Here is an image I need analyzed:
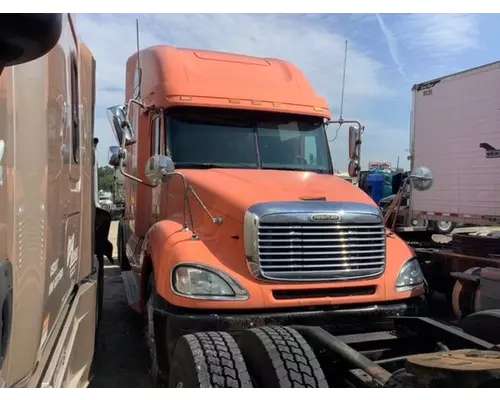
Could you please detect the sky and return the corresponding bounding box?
[75,13,496,171]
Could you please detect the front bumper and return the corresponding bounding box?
[152,295,427,364]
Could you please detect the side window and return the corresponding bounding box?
[155,116,161,155]
[70,53,80,163]
[150,115,162,156]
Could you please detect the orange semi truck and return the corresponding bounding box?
[106,45,434,387]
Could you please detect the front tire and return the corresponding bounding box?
[145,275,165,387]
[237,326,328,388]
[169,331,253,388]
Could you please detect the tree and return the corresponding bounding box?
[98,166,115,192]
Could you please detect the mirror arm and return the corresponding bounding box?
[329,118,364,174]
[118,156,158,188]
[186,185,223,225]
[162,171,223,239]
[126,98,153,114]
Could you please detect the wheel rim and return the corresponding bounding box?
[437,221,453,231]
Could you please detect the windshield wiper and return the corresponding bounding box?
[175,162,254,169]
[262,166,327,174]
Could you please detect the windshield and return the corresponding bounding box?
[166,108,333,174]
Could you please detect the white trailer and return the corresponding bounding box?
[409,61,500,227]
[404,62,500,322]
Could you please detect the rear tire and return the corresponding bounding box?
[460,309,500,344]
[451,267,481,320]
[169,331,252,388]
[434,221,455,235]
[237,325,328,388]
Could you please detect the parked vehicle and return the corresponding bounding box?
[0,13,109,388]
[379,191,457,235]
[381,63,500,322]
[105,44,441,387]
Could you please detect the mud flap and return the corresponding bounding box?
[122,270,141,313]
[94,207,114,267]
[0,260,13,370]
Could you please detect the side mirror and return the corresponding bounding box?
[348,126,360,160]
[145,155,175,185]
[106,105,137,147]
[0,14,63,70]
[348,159,360,178]
[410,166,434,191]
[108,145,127,168]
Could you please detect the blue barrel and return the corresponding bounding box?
[366,173,385,204]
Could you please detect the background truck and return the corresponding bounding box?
[408,62,500,229]
[390,64,500,237]
[378,64,500,237]
[0,14,108,388]
[106,44,433,387]
[386,62,500,333]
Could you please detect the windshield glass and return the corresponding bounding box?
[167,108,333,174]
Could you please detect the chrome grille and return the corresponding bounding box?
[257,221,386,281]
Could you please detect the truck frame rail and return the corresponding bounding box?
[293,316,499,388]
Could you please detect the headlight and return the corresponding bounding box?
[395,258,424,292]
[172,264,249,301]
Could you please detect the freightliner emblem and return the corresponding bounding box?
[310,214,342,222]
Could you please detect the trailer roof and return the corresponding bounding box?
[412,60,500,92]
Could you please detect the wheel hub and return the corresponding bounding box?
[437,221,452,231]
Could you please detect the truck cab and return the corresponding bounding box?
[107,45,428,387]
[0,14,105,388]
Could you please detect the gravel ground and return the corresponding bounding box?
[87,222,481,387]
[89,221,152,388]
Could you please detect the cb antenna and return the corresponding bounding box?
[329,40,349,143]
[136,18,141,71]
[339,39,348,122]
[133,18,143,100]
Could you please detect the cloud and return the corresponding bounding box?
[76,13,397,166]
[375,13,405,77]
[400,13,479,56]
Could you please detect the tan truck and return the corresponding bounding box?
[0,13,108,388]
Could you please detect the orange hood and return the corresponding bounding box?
[182,169,377,220]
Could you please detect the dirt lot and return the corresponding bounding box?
[88,221,469,387]
[89,221,152,388]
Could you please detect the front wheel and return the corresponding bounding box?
[237,326,328,388]
[169,331,253,388]
[145,275,165,387]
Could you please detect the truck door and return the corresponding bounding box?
[64,18,82,288]
[40,15,82,353]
